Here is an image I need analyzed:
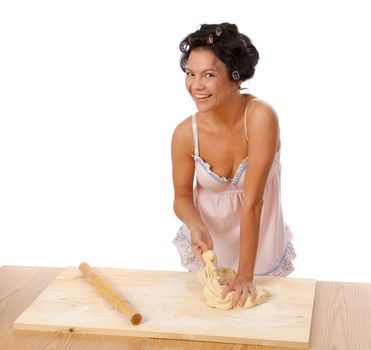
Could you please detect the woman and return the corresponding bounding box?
[172,23,296,307]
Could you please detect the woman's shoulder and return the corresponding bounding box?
[172,114,194,148]
[248,96,277,115]
[246,96,278,124]
[245,97,279,140]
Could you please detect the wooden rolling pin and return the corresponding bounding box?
[79,262,142,325]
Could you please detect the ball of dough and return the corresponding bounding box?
[200,250,270,310]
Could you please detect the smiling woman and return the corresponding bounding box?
[171,23,296,307]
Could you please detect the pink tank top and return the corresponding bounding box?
[184,99,293,274]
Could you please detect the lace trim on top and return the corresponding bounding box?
[193,155,247,185]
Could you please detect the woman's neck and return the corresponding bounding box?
[206,93,250,128]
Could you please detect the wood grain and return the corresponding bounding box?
[13,267,316,348]
[1,266,371,350]
[309,281,371,349]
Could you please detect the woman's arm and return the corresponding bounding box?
[222,101,279,306]
[238,101,279,278]
[171,118,213,261]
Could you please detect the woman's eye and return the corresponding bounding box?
[186,71,194,77]
[205,73,214,78]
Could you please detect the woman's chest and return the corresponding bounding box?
[197,134,248,180]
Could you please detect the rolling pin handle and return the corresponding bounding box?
[79,262,91,276]
[79,262,142,326]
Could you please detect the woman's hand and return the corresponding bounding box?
[221,275,256,307]
[189,223,213,263]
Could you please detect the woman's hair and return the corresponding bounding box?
[179,23,259,82]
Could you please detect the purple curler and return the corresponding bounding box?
[180,41,191,53]
[207,33,214,44]
[240,38,248,49]
[215,26,222,37]
[232,70,240,81]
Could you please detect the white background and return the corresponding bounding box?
[1,0,370,283]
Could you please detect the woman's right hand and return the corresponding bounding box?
[189,223,213,264]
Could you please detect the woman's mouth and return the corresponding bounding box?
[194,94,212,102]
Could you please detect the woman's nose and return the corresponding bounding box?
[192,76,204,89]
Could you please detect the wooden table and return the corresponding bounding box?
[0,266,370,350]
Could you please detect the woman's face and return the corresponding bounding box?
[185,48,238,113]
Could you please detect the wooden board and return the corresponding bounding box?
[14,267,316,348]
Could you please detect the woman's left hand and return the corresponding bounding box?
[221,275,256,307]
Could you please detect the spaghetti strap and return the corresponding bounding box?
[244,97,259,142]
[191,113,199,157]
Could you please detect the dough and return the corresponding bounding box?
[197,250,270,310]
